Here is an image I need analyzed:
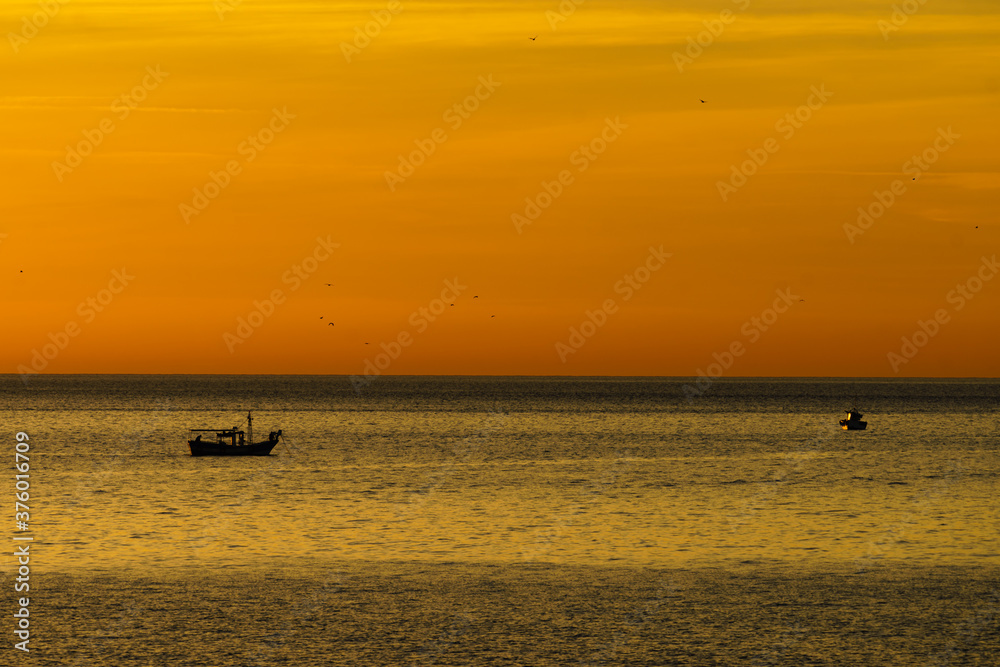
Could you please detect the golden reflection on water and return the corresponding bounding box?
[18,406,997,573]
[4,378,999,666]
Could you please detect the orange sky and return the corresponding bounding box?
[2,0,998,377]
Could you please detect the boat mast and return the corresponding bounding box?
[247,410,252,446]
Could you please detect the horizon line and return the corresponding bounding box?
[3,373,999,380]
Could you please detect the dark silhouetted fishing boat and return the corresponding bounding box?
[840,409,867,430]
[188,411,283,456]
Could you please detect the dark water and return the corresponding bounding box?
[2,376,998,665]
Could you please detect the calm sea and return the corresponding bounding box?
[2,376,998,665]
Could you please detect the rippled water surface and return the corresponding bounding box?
[2,376,998,665]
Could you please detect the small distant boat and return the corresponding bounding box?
[840,409,867,430]
[188,411,282,456]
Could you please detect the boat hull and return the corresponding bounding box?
[840,421,867,430]
[188,439,279,456]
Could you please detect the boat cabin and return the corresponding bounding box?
[190,427,246,446]
[839,408,868,430]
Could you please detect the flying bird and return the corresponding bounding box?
[529,35,537,41]
[325,283,333,286]
[328,323,334,326]
[700,99,706,103]
[473,295,479,298]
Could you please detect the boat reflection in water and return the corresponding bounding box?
[188,411,282,456]
[839,409,868,430]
